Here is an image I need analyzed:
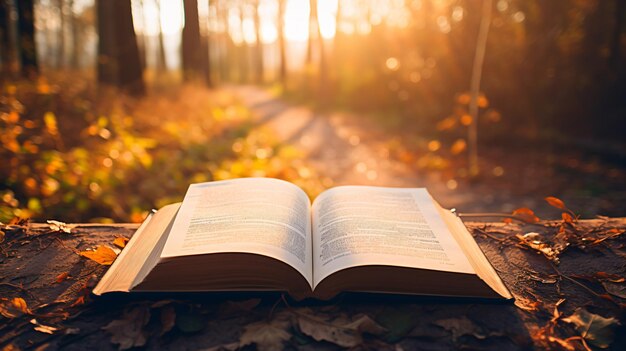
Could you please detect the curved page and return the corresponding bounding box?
[161,178,313,286]
[312,186,474,288]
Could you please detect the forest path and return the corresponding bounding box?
[225,85,626,217]
[225,85,467,207]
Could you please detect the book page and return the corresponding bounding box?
[161,178,312,286]
[312,186,475,288]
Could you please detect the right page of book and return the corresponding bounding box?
[311,186,475,288]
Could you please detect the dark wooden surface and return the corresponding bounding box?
[1,218,625,350]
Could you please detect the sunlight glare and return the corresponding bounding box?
[132,0,183,36]
[284,0,310,42]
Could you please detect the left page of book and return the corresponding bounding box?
[160,178,313,286]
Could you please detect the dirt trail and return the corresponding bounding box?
[227,85,473,209]
[227,85,626,218]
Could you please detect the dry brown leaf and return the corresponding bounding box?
[0,297,31,318]
[545,196,566,210]
[434,316,486,341]
[594,272,625,283]
[113,237,129,249]
[102,306,151,350]
[46,220,73,234]
[514,296,540,312]
[30,318,58,334]
[80,245,117,265]
[159,305,176,335]
[344,314,387,336]
[239,319,291,351]
[297,314,361,348]
[563,308,620,349]
[516,233,563,264]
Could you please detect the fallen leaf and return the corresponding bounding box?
[30,318,58,334]
[512,208,540,223]
[602,282,626,299]
[545,196,566,210]
[159,305,176,335]
[434,316,485,341]
[594,272,625,283]
[296,312,385,347]
[218,298,262,317]
[562,212,574,223]
[0,230,4,243]
[102,306,151,350]
[514,296,540,312]
[344,314,387,336]
[79,245,117,265]
[516,233,563,264]
[55,272,69,283]
[562,308,620,348]
[70,296,85,307]
[240,319,291,351]
[0,297,31,318]
[46,220,73,234]
[113,237,129,249]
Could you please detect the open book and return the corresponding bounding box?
[94,178,512,300]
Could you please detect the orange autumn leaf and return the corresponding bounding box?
[79,245,118,265]
[512,208,540,223]
[55,272,69,283]
[70,296,85,307]
[545,196,566,210]
[561,212,574,223]
[0,297,31,319]
[113,237,129,249]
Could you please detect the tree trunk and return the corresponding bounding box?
[137,0,148,71]
[57,0,66,68]
[609,0,624,72]
[467,0,493,177]
[238,3,248,83]
[96,0,145,95]
[0,0,11,76]
[253,0,263,83]
[305,0,317,66]
[155,0,167,72]
[277,0,286,87]
[316,0,327,106]
[69,0,79,68]
[16,0,38,78]
[201,1,212,87]
[182,0,203,81]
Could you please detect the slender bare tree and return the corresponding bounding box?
[16,0,38,78]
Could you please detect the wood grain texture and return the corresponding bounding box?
[1,218,624,350]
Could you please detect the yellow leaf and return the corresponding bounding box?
[80,245,118,265]
[113,237,129,249]
[0,297,31,319]
[43,112,58,136]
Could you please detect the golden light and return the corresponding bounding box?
[133,0,184,36]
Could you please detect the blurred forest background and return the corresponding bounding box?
[0,0,625,223]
